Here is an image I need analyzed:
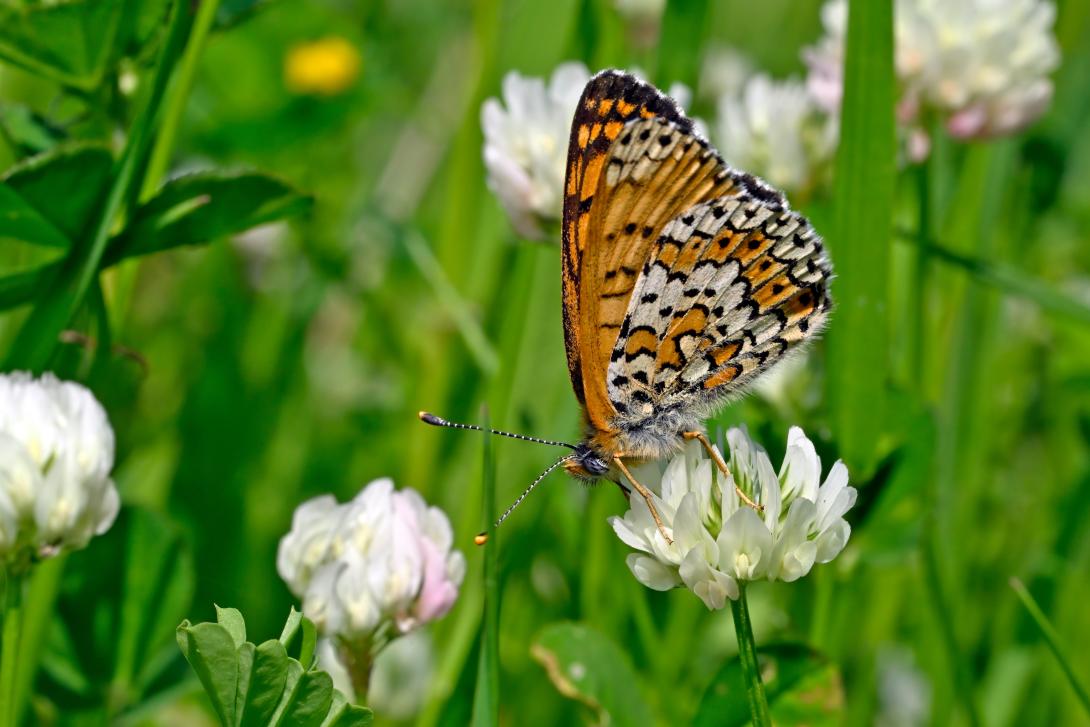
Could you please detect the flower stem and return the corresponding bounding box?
[0,570,25,727]
[730,584,770,727]
[337,642,373,705]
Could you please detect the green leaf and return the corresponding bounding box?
[3,0,190,372]
[0,144,113,248]
[238,640,290,727]
[320,690,374,727]
[0,105,66,155]
[285,670,336,727]
[0,170,310,312]
[177,621,240,726]
[693,643,844,727]
[217,606,248,648]
[823,0,896,478]
[0,0,127,90]
[113,171,312,259]
[235,642,256,727]
[180,608,367,727]
[0,267,43,311]
[278,607,317,667]
[270,658,305,727]
[531,622,653,727]
[270,659,335,727]
[278,608,305,647]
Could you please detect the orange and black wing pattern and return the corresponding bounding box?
[606,192,832,427]
[561,70,744,434]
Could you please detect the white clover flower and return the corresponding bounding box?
[0,372,119,567]
[805,0,1060,159]
[481,62,591,240]
[715,73,837,197]
[610,427,855,609]
[278,478,466,645]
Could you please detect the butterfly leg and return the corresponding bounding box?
[682,431,764,512]
[612,454,673,545]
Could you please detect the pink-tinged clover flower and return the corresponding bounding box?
[804,0,1060,161]
[278,478,465,643]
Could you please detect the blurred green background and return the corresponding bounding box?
[2,0,1090,724]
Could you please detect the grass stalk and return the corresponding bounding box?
[822,0,896,478]
[1009,578,1090,718]
[110,0,222,330]
[471,409,500,726]
[921,536,983,727]
[905,157,931,385]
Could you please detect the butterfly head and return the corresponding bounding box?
[563,443,611,480]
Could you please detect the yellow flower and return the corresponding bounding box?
[284,37,361,96]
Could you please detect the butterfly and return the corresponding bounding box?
[423,70,832,544]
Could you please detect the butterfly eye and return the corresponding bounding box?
[586,456,609,476]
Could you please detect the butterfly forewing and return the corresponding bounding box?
[562,73,742,432]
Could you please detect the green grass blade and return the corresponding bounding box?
[139,0,219,202]
[894,229,1090,326]
[471,408,500,727]
[823,0,896,477]
[1010,578,1090,718]
[402,228,499,375]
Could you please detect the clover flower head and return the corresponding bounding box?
[0,372,119,568]
[278,478,466,646]
[610,426,855,609]
[715,73,837,197]
[805,0,1060,160]
[481,62,591,239]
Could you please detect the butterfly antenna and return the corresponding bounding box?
[418,412,576,450]
[475,454,573,546]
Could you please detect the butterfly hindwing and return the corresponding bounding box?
[607,192,832,421]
